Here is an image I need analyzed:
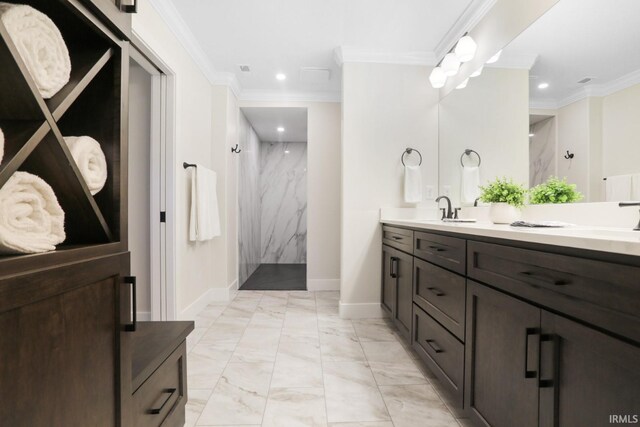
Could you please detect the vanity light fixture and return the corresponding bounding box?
[276,73,287,81]
[441,53,461,77]
[456,78,469,89]
[429,67,447,88]
[538,82,549,89]
[277,126,285,132]
[454,35,477,62]
[470,66,484,78]
[486,49,502,64]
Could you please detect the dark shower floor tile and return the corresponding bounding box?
[240,264,307,291]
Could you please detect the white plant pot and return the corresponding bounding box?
[489,203,521,224]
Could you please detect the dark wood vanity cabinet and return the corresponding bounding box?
[382,244,413,340]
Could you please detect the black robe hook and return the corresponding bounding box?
[231,144,241,153]
[564,150,574,160]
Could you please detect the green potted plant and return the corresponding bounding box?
[529,176,583,204]
[479,177,527,224]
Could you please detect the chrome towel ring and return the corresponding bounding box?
[401,148,423,166]
[460,149,481,167]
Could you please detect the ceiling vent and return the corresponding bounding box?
[238,65,251,72]
[300,67,331,83]
[577,77,595,84]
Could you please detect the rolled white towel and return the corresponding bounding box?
[0,3,71,99]
[0,171,65,254]
[0,127,4,164]
[64,136,107,195]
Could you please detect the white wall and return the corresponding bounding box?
[439,67,529,205]
[602,83,640,177]
[132,1,229,317]
[128,60,152,318]
[238,100,342,291]
[341,62,439,317]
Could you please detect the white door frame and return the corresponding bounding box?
[130,31,178,321]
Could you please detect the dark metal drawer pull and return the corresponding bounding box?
[425,339,443,353]
[428,245,447,252]
[148,388,177,415]
[124,276,137,332]
[518,271,570,286]
[539,334,557,388]
[390,257,399,278]
[427,287,445,297]
[391,235,403,240]
[524,327,539,379]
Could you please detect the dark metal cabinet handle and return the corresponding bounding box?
[391,236,403,240]
[428,245,447,252]
[524,327,539,378]
[425,339,443,353]
[427,287,445,297]
[124,276,137,332]
[148,388,176,415]
[539,334,557,388]
[390,257,399,278]
[518,271,570,286]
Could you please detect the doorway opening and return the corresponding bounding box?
[237,107,308,291]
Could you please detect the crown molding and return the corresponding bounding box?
[334,46,437,66]
[211,72,242,99]
[238,90,341,103]
[530,68,640,110]
[434,0,497,59]
[486,53,538,70]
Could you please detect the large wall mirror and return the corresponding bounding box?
[439,0,640,206]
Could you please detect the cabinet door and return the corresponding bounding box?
[465,281,540,427]
[381,245,396,316]
[394,249,414,340]
[539,311,640,427]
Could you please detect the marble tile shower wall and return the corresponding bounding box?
[239,116,262,285]
[530,117,557,187]
[260,141,307,264]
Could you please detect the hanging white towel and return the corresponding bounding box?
[631,174,640,200]
[0,127,4,164]
[0,3,71,98]
[189,164,220,241]
[461,166,480,205]
[605,174,632,201]
[404,165,422,203]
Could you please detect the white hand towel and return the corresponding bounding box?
[0,127,4,164]
[605,174,632,201]
[0,171,65,254]
[631,174,640,200]
[64,136,107,195]
[461,166,480,205]
[189,165,221,241]
[404,165,422,203]
[0,3,71,98]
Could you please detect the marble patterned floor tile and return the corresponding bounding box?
[280,327,320,343]
[361,341,413,363]
[324,387,390,424]
[276,341,321,364]
[327,423,394,427]
[262,387,327,427]
[270,359,324,388]
[379,384,459,427]
[248,312,285,329]
[187,327,207,353]
[323,361,378,393]
[185,389,212,427]
[320,337,366,362]
[190,340,238,363]
[187,351,228,389]
[197,362,273,426]
[229,328,281,363]
[369,361,428,386]
[352,320,399,342]
[200,318,249,343]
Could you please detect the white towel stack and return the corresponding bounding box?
[189,164,221,241]
[0,127,4,164]
[0,171,65,254]
[461,166,481,205]
[64,136,107,195]
[404,165,422,203]
[0,3,71,98]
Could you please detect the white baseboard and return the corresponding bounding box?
[179,280,237,320]
[137,311,152,321]
[339,301,387,319]
[307,279,340,291]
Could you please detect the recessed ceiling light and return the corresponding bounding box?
[284,150,290,154]
[538,82,549,89]
[276,73,286,81]
[277,127,285,132]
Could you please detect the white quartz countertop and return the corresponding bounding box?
[381,219,640,257]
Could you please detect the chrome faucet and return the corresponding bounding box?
[619,202,640,231]
[436,196,453,219]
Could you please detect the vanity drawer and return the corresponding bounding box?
[414,258,466,341]
[133,342,187,427]
[382,225,413,253]
[414,231,466,274]
[468,241,640,343]
[413,304,464,407]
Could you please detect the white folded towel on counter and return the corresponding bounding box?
[64,136,107,195]
[0,127,4,164]
[0,171,65,254]
[605,174,632,201]
[0,3,71,98]
[404,165,422,203]
[461,166,480,205]
[189,164,221,241]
